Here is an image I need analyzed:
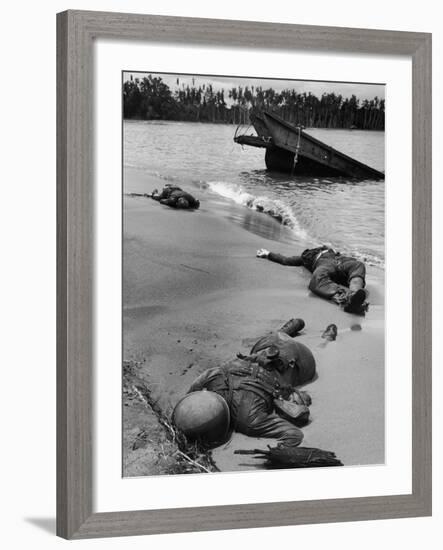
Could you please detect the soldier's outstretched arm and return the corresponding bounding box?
[257,248,303,266]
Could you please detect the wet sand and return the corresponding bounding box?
[123,167,385,474]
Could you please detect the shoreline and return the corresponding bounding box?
[123,167,385,475]
[124,118,385,131]
[124,165,385,268]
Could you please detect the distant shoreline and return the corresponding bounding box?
[123,117,385,131]
[123,75,385,129]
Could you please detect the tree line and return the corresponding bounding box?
[123,75,385,130]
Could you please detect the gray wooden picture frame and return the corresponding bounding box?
[57,9,432,539]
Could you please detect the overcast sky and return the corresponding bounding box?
[123,71,385,102]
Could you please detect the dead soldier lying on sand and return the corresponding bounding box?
[127,183,201,210]
[257,245,369,315]
[151,184,200,209]
[172,318,343,469]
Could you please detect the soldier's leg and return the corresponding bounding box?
[308,264,349,302]
[335,258,368,313]
[337,258,366,290]
[349,276,365,291]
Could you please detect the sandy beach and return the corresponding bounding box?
[123,167,385,475]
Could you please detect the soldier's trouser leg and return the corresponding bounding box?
[349,276,364,291]
[308,263,349,300]
[336,257,366,290]
[234,391,303,448]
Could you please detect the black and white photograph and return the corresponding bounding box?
[122,71,386,477]
[2,0,438,545]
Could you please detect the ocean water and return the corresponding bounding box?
[124,120,385,265]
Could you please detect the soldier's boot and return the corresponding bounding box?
[342,289,369,314]
[279,318,305,337]
[322,323,338,341]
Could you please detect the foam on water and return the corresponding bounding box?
[206,180,383,267]
[207,180,311,242]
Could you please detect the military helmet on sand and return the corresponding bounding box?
[172,390,230,445]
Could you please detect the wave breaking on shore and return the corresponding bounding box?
[124,166,384,268]
[207,180,310,239]
[206,180,384,268]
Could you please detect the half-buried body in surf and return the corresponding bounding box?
[150,184,200,210]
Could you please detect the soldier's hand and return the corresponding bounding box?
[257,248,270,258]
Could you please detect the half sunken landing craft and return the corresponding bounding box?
[234,110,385,180]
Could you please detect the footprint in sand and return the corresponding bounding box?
[180,362,194,376]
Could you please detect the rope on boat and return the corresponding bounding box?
[291,126,302,174]
[234,122,253,142]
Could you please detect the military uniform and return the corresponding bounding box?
[267,246,367,311]
[188,333,316,448]
[152,185,200,209]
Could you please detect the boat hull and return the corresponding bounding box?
[264,147,353,177]
[234,110,385,180]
